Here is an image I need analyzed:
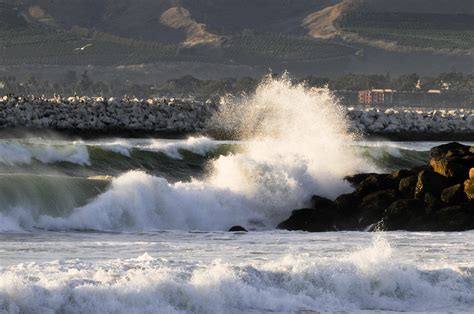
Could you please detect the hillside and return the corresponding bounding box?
[336,0,474,53]
[0,0,472,78]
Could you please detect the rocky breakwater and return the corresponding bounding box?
[0,96,215,134]
[0,96,474,139]
[278,142,474,232]
[347,108,474,140]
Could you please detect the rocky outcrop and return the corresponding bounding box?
[278,142,474,232]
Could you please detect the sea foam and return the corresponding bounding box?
[0,235,472,313]
[34,76,373,232]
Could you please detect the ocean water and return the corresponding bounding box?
[0,78,473,313]
[0,137,472,313]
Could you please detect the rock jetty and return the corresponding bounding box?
[347,107,474,139]
[278,142,474,232]
[0,95,473,139]
[0,96,215,134]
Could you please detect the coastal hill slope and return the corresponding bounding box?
[0,0,472,77]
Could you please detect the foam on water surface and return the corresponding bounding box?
[0,232,473,313]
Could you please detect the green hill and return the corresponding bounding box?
[0,0,472,76]
[337,1,474,51]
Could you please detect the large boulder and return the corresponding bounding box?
[415,170,448,200]
[355,174,397,197]
[344,173,377,187]
[334,193,360,213]
[424,192,441,213]
[441,184,467,205]
[429,157,471,181]
[399,175,417,198]
[333,192,361,229]
[383,199,426,230]
[277,208,335,232]
[358,189,398,226]
[431,205,474,231]
[390,169,414,181]
[430,142,472,159]
[311,195,335,209]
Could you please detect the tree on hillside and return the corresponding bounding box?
[79,71,93,94]
[393,73,419,91]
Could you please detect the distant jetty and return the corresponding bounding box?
[0,96,215,138]
[0,95,473,140]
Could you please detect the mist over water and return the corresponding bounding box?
[29,75,372,232]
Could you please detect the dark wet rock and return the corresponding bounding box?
[344,173,377,187]
[277,208,335,232]
[334,193,359,214]
[464,179,474,200]
[424,192,441,214]
[383,199,425,230]
[358,189,398,226]
[355,174,397,198]
[390,169,413,181]
[430,156,474,182]
[410,164,431,174]
[228,226,248,232]
[311,195,336,210]
[415,170,448,200]
[441,184,467,205]
[430,157,467,180]
[430,142,472,159]
[432,204,474,231]
[286,142,474,232]
[399,175,417,198]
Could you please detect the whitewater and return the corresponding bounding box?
[0,77,473,313]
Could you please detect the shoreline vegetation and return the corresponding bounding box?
[277,142,474,232]
[1,72,473,101]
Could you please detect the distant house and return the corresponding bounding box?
[356,88,470,107]
[358,89,395,105]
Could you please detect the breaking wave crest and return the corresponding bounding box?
[1,75,373,232]
[0,235,472,313]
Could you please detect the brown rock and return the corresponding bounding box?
[441,184,467,205]
[383,199,425,230]
[355,174,397,197]
[390,169,413,181]
[358,189,398,226]
[424,192,441,213]
[415,170,448,200]
[430,157,468,180]
[399,175,417,197]
[430,142,472,159]
[470,168,474,180]
[344,173,377,187]
[432,205,474,231]
[334,193,360,213]
[464,179,474,200]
